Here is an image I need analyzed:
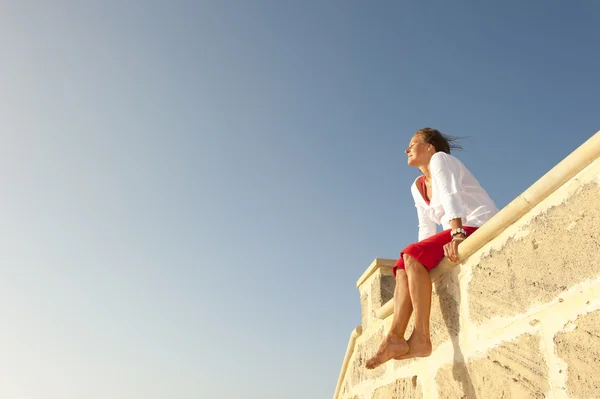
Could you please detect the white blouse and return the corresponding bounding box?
[411,152,498,241]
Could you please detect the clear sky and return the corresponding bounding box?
[0,1,598,398]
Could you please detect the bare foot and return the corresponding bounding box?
[365,334,409,369]
[393,331,432,360]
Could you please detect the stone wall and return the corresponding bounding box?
[335,132,600,399]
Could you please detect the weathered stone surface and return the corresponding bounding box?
[339,380,351,399]
[469,183,600,324]
[436,333,548,398]
[372,377,422,399]
[555,310,600,398]
[360,291,369,329]
[430,268,461,351]
[360,268,395,329]
[373,274,395,310]
[350,327,387,386]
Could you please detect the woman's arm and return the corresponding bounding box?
[430,153,468,261]
[430,153,467,225]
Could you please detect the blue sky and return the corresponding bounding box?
[0,1,598,398]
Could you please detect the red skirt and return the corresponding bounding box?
[392,226,478,276]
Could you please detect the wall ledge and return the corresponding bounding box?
[356,258,395,288]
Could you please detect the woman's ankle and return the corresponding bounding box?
[387,329,406,341]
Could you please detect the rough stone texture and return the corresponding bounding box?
[340,380,352,399]
[430,268,461,351]
[436,333,548,398]
[359,268,395,329]
[350,327,387,386]
[469,183,600,324]
[373,274,395,311]
[555,310,600,398]
[372,377,422,399]
[360,291,369,329]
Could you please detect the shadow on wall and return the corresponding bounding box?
[436,275,477,398]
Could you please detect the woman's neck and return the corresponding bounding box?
[419,165,431,181]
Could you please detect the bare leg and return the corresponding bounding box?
[392,271,413,333]
[394,254,433,360]
[365,270,412,369]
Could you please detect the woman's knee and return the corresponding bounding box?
[403,254,424,272]
[395,268,408,283]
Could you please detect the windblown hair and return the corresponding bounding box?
[417,128,463,154]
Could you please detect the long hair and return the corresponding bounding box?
[417,128,463,154]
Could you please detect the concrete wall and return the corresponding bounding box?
[335,132,600,399]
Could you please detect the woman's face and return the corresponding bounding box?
[405,134,434,167]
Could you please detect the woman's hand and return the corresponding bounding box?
[444,236,464,263]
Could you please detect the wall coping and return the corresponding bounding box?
[356,258,395,288]
[334,130,600,399]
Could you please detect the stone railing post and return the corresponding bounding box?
[356,258,396,329]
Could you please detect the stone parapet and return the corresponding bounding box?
[357,258,396,330]
[334,130,600,399]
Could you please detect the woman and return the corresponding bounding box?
[365,128,498,369]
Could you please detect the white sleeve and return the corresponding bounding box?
[430,153,467,224]
[416,203,437,241]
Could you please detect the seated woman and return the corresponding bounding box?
[366,128,498,369]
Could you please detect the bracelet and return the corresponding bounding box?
[451,227,468,238]
[452,236,465,242]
